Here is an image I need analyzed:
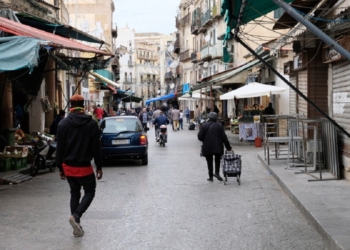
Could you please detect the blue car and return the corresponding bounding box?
[100,116,148,165]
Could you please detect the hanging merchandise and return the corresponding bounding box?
[41,96,52,112]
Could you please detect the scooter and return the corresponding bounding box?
[29,132,57,176]
[159,125,167,147]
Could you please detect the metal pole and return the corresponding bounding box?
[272,0,350,61]
[234,36,350,138]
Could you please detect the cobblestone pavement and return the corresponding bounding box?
[0,125,329,250]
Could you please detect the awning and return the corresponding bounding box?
[192,54,269,91]
[16,13,108,45]
[0,17,112,55]
[145,93,175,106]
[89,71,120,87]
[179,90,215,100]
[220,0,294,41]
[114,90,142,103]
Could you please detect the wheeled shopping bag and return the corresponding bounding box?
[221,151,242,185]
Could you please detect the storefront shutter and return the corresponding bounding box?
[298,70,308,117]
[289,75,297,115]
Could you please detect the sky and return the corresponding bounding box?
[113,0,180,34]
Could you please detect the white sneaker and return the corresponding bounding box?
[69,216,84,237]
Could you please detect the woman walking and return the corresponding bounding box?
[198,112,232,182]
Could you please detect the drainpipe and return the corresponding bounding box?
[271,0,350,61]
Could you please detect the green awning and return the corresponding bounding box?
[220,0,294,41]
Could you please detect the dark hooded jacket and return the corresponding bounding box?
[56,112,102,173]
[197,119,231,156]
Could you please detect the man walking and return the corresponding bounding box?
[93,104,104,122]
[138,107,148,132]
[56,94,103,237]
[171,106,180,131]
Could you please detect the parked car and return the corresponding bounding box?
[100,116,148,165]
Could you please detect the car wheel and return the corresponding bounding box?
[141,153,148,165]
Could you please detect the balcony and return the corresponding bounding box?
[128,60,134,67]
[191,19,201,35]
[123,78,136,84]
[180,13,190,27]
[173,33,180,54]
[200,43,223,61]
[198,9,212,33]
[191,51,200,63]
[175,16,180,29]
[179,49,191,62]
[211,0,222,21]
[137,53,159,60]
[165,71,173,79]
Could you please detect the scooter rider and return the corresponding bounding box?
[153,111,169,142]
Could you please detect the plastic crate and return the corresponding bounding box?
[0,157,11,172]
[21,157,27,168]
[10,157,22,170]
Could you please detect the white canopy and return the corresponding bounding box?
[220,82,287,100]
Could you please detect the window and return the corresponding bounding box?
[274,8,284,19]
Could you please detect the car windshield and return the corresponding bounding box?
[101,118,142,134]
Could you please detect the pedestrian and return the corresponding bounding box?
[213,104,220,114]
[179,109,184,130]
[197,112,232,182]
[56,94,103,237]
[264,102,275,115]
[194,105,201,124]
[93,104,104,122]
[184,107,190,123]
[138,107,148,132]
[171,106,180,131]
[14,104,23,128]
[152,107,161,137]
[50,109,65,136]
[126,107,132,115]
[148,108,154,127]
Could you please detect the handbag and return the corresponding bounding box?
[200,122,214,157]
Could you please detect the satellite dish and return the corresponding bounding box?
[170,83,175,89]
[205,35,210,42]
[203,62,209,68]
[167,45,174,52]
[157,90,161,94]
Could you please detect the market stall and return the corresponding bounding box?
[220,82,287,142]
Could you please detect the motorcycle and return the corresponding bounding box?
[159,125,167,147]
[29,132,57,176]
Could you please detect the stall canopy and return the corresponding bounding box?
[220,82,286,100]
[114,90,142,103]
[145,93,175,105]
[16,13,108,45]
[0,17,112,56]
[220,0,294,41]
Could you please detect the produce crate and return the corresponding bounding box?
[21,157,27,168]
[0,157,11,172]
[3,146,28,157]
[10,157,23,170]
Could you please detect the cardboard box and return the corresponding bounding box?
[0,157,11,172]
[3,146,28,157]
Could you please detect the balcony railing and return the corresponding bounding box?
[198,9,212,33]
[179,49,191,62]
[175,16,180,29]
[191,51,200,63]
[191,19,201,35]
[137,54,159,60]
[180,13,190,27]
[123,78,136,84]
[201,43,223,60]
[173,33,180,54]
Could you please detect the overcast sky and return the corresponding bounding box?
[113,0,180,34]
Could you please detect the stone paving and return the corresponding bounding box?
[0,124,331,250]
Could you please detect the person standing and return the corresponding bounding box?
[138,107,148,132]
[93,104,104,122]
[184,107,190,124]
[50,110,66,136]
[56,94,103,237]
[179,109,184,130]
[198,112,232,182]
[148,108,154,128]
[264,102,275,115]
[194,105,201,124]
[171,106,180,131]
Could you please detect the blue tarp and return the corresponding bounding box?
[0,36,41,72]
[145,93,175,106]
[182,83,190,94]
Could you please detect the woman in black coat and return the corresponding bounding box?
[198,112,232,182]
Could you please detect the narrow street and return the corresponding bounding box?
[0,126,327,250]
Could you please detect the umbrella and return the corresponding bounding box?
[220,82,287,100]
